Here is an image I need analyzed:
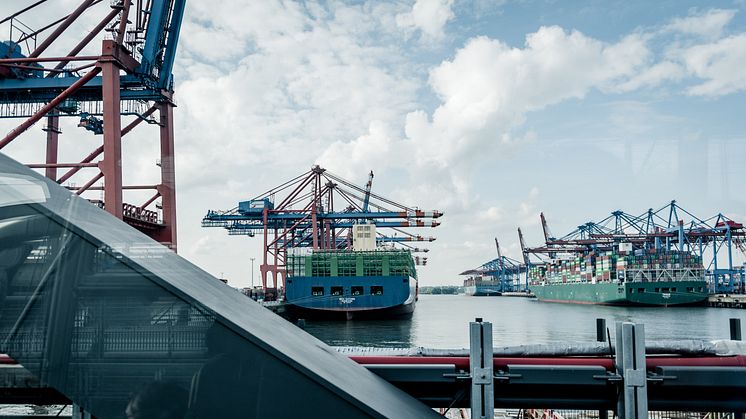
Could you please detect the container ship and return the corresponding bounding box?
[528,244,708,306]
[284,225,418,320]
[463,277,502,296]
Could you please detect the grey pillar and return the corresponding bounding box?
[470,318,494,419]
[615,322,648,419]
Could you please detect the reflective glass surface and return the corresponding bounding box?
[0,153,437,419]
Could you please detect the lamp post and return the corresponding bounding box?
[250,257,255,288]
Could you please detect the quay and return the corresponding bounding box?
[3,318,746,418]
[500,291,536,298]
[708,294,745,309]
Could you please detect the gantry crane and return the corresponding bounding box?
[520,201,745,293]
[0,0,186,250]
[460,237,527,292]
[203,165,442,297]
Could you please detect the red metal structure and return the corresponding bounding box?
[203,165,442,296]
[0,0,185,250]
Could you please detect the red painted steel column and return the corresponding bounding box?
[312,210,319,249]
[100,59,123,219]
[262,207,269,291]
[312,174,320,249]
[44,114,59,180]
[154,101,178,251]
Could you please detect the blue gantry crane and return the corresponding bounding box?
[521,201,745,293]
[461,237,527,293]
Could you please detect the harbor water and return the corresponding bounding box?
[303,294,746,348]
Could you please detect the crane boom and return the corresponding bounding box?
[540,212,551,242]
[362,170,374,213]
[518,228,529,265]
[495,237,505,272]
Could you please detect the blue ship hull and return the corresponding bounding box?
[284,275,417,320]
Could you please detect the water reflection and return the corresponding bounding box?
[303,294,746,348]
[0,154,439,419]
[304,318,414,348]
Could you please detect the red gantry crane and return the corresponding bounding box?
[202,166,442,299]
[0,0,186,250]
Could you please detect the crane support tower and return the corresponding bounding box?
[203,166,442,299]
[0,0,186,250]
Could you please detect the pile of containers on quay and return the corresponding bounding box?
[463,277,502,296]
[284,248,418,319]
[528,244,708,306]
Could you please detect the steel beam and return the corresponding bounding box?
[153,101,177,250]
[615,322,648,419]
[115,0,132,45]
[0,1,48,25]
[470,319,494,419]
[29,0,97,58]
[75,172,103,195]
[0,68,101,150]
[52,8,120,72]
[99,57,123,219]
[44,114,59,180]
[57,106,157,184]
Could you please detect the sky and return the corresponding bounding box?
[1,0,745,287]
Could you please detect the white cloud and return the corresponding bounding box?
[405,27,650,168]
[315,120,397,179]
[174,1,420,191]
[614,61,685,91]
[680,34,746,96]
[396,0,455,41]
[478,206,504,223]
[665,9,736,39]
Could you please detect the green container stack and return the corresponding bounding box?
[528,248,704,286]
[286,249,416,279]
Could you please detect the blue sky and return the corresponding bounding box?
[171,0,746,286]
[1,0,745,286]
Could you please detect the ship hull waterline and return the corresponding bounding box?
[530,280,708,306]
[284,274,418,320]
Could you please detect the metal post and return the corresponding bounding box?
[154,101,177,250]
[470,318,494,419]
[251,257,255,288]
[44,114,60,180]
[615,322,648,419]
[732,319,746,419]
[100,56,123,219]
[596,318,606,342]
[597,318,608,419]
[731,318,742,341]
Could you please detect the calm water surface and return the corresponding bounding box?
[303,294,746,348]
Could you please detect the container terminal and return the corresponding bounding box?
[0,1,744,418]
[464,203,745,305]
[461,238,526,296]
